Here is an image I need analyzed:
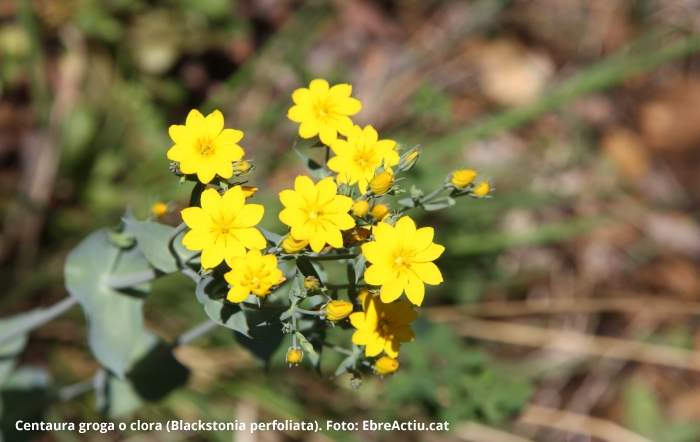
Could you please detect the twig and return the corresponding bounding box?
[0,297,78,345]
[456,421,535,442]
[305,253,359,262]
[168,222,188,270]
[453,317,700,371]
[518,404,654,442]
[425,297,700,321]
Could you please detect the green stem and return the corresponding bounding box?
[296,308,325,317]
[168,222,187,270]
[306,253,359,262]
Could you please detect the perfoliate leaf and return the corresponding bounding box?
[397,198,415,208]
[195,276,250,338]
[64,229,150,378]
[236,309,285,369]
[259,227,284,247]
[123,219,199,273]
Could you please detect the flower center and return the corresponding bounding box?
[394,256,404,266]
[309,211,318,220]
[251,276,260,286]
[220,224,230,234]
[200,142,213,155]
[378,319,391,333]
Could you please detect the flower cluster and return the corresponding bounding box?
[166,78,491,386]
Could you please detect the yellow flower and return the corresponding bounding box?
[473,181,490,196]
[151,202,169,218]
[371,203,389,221]
[233,160,252,175]
[374,356,399,376]
[328,125,398,194]
[350,294,416,358]
[352,200,370,217]
[368,171,394,195]
[279,176,355,253]
[167,109,244,184]
[181,187,266,269]
[324,300,353,321]
[361,216,444,306]
[287,79,362,146]
[286,347,303,365]
[450,169,477,188]
[224,248,285,303]
[240,186,258,198]
[281,234,308,254]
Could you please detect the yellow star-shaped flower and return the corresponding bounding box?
[181,187,266,269]
[328,125,399,194]
[350,293,416,358]
[287,79,362,146]
[225,248,285,303]
[278,176,355,253]
[167,109,244,184]
[361,216,444,306]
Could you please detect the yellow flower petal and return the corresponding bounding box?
[411,262,443,285]
[181,207,215,230]
[186,109,207,139]
[309,78,329,96]
[404,270,425,306]
[201,238,225,269]
[365,336,385,357]
[288,105,315,123]
[379,269,406,303]
[205,110,224,139]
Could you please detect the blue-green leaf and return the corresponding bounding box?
[293,147,331,179]
[123,219,199,273]
[64,229,150,378]
[195,276,250,338]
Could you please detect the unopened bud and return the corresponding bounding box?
[232,160,252,176]
[472,181,490,197]
[304,276,321,291]
[324,300,353,321]
[398,148,421,171]
[450,169,477,188]
[151,202,169,218]
[352,200,370,217]
[281,235,309,254]
[286,347,303,365]
[371,204,389,221]
[369,171,393,195]
[240,186,258,198]
[374,356,399,376]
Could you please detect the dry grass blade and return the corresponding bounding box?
[519,404,654,442]
[452,318,700,371]
[426,296,700,320]
[456,421,535,442]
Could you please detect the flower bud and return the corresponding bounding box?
[281,235,309,254]
[324,300,353,321]
[352,200,370,217]
[286,347,303,365]
[369,171,393,195]
[374,356,399,376]
[398,148,421,172]
[151,202,169,218]
[232,160,252,176]
[450,169,477,188]
[356,288,370,303]
[240,186,258,198]
[371,204,389,221]
[304,276,321,291]
[472,181,490,197]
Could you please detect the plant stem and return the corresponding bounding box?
[296,308,325,317]
[168,222,187,270]
[306,253,359,262]
[177,319,220,345]
[0,297,78,345]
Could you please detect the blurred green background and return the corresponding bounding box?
[3,0,700,441]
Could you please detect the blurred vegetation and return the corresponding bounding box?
[2,0,700,441]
